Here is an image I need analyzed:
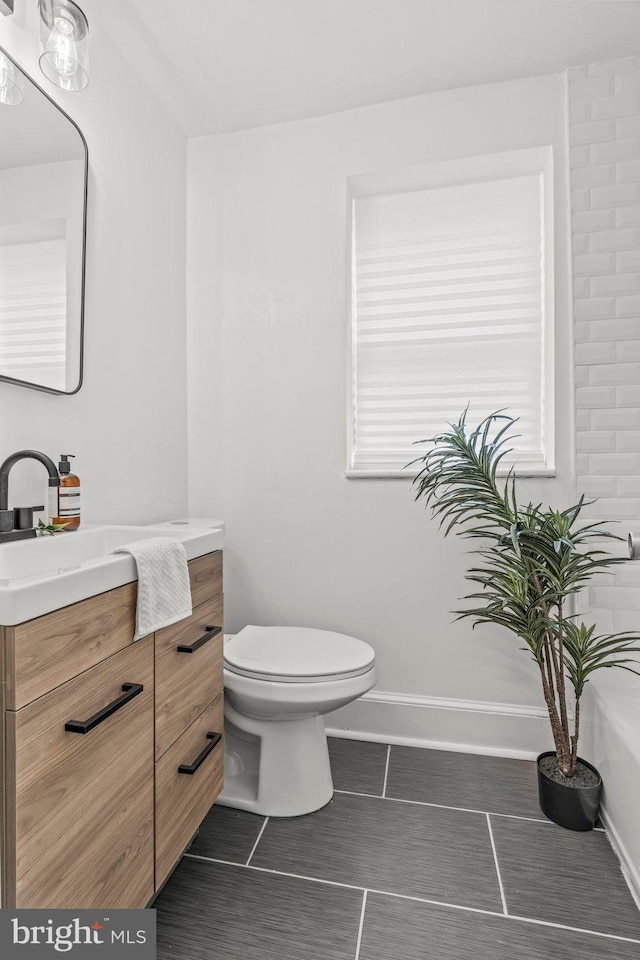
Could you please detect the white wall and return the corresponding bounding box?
[187,73,574,751]
[568,53,640,901]
[0,4,188,523]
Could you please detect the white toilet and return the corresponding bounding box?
[215,625,378,817]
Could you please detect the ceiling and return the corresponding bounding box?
[84,0,640,137]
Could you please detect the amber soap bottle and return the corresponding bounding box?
[52,454,81,531]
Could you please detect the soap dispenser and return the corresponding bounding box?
[51,455,81,531]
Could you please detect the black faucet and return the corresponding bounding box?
[0,450,60,543]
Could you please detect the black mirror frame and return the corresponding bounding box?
[0,45,88,396]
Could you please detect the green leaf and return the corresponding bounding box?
[37,518,70,536]
[412,408,640,742]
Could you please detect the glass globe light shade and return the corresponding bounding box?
[39,0,89,92]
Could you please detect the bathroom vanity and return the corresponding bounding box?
[0,526,224,908]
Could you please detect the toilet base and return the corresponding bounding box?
[216,701,334,817]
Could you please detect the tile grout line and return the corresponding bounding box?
[245,817,269,867]
[506,912,640,945]
[485,813,508,916]
[183,853,640,946]
[333,788,605,829]
[353,890,368,960]
[185,853,365,894]
[381,745,391,798]
[335,788,547,822]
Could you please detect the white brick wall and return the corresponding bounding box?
[569,56,640,529]
[570,63,640,839]
[570,70,640,885]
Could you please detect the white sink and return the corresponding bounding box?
[0,518,224,625]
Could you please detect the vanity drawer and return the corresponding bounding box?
[5,582,138,710]
[155,594,224,758]
[189,550,223,608]
[155,696,224,886]
[5,636,155,908]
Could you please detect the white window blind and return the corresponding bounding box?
[0,237,67,392]
[349,166,551,476]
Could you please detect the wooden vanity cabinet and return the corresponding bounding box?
[155,696,224,883]
[1,550,224,908]
[155,585,223,759]
[7,637,155,908]
[4,582,139,711]
[154,549,224,886]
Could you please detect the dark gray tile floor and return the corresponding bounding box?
[328,737,388,796]
[157,858,362,960]
[155,738,640,960]
[490,815,640,939]
[358,893,640,960]
[250,792,502,910]
[386,743,543,819]
[190,804,266,864]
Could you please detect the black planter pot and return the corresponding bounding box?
[537,752,602,831]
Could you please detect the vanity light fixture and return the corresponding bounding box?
[0,51,24,105]
[38,0,88,91]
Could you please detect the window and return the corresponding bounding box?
[347,148,554,477]
[0,220,67,392]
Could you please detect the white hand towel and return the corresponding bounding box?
[113,536,193,641]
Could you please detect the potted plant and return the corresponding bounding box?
[411,409,640,831]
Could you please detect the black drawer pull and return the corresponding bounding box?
[64,683,144,734]
[178,731,222,775]
[177,624,221,654]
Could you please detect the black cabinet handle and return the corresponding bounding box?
[177,624,221,654]
[65,683,144,734]
[178,732,222,775]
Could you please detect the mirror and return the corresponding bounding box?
[0,46,87,394]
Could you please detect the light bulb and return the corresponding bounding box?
[38,0,89,92]
[0,52,23,106]
[45,16,79,79]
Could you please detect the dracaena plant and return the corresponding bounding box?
[411,409,640,778]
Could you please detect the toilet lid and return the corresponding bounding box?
[224,625,376,683]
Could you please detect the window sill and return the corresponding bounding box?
[345,467,557,480]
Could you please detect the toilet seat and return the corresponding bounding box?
[224,625,376,683]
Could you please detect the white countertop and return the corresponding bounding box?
[0,518,224,626]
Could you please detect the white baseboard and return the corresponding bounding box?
[599,805,640,909]
[326,689,555,761]
[581,682,640,910]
